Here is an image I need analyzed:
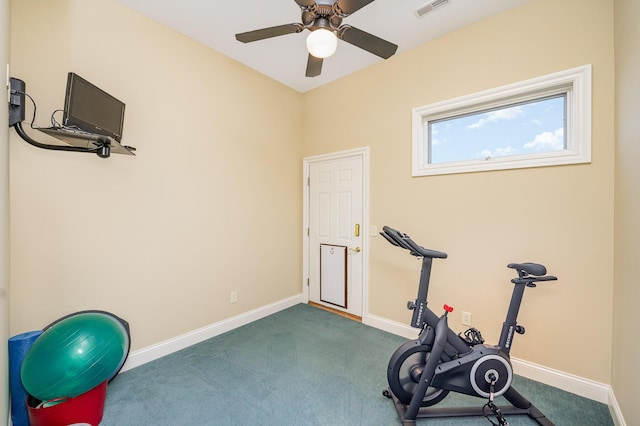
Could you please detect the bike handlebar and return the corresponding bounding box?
[380,226,448,259]
[381,227,557,284]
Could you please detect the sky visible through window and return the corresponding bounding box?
[428,95,566,164]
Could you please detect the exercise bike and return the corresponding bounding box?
[380,226,557,426]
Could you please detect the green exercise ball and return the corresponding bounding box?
[21,312,129,401]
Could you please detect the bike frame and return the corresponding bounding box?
[411,255,472,358]
[385,226,553,358]
[381,226,556,426]
[412,254,531,357]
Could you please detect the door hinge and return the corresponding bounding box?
[307,177,310,186]
[307,278,310,287]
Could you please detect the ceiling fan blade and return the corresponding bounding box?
[338,25,398,59]
[294,0,316,7]
[236,24,303,43]
[335,0,375,15]
[306,54,323,77]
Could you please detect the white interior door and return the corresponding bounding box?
[308,156,363,317]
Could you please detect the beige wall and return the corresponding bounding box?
[1,0,10,421]
[9,0,303,351]
[7,0,634,421]
[613,0,640,423]
[303,0,615,384]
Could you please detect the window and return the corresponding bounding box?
[412,65,591,176]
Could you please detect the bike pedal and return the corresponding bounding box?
[460,327,485,345]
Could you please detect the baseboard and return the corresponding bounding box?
[120,294,304,373]
[365,312,625,425]
[364,312,418,339]
[510,357,609,403]
[512,358,626,426]
[608,392,626,426]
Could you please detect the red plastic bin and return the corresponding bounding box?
[27,380,108,426]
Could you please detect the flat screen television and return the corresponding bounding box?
[63,72,125,142]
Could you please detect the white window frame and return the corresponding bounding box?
[412,65,592,176]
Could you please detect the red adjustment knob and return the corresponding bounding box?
[444,304,454,313]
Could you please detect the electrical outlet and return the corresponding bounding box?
[230,291,238,304]
[461,311,472,327]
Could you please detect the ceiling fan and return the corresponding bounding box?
[235,0,398,78]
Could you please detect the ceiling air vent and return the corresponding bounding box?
[415,0,451,18]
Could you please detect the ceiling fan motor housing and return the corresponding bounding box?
[303,2,343,31]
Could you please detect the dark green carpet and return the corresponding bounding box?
[101,304,613,425]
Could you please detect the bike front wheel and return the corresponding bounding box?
[387,340,449,406]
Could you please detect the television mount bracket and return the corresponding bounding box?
[8,77,134,159]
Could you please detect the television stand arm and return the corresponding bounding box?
[12,122,106,157]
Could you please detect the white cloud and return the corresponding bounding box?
[468,106,524,129]
[524,128,564,151]
[478,146,517,159]
[495,146,517,156]
[429,127,444,146]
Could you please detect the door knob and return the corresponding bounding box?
[350,247,361,253]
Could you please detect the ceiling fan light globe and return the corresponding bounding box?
[306,28,338,58]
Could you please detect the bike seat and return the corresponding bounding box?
[507,262,546,276]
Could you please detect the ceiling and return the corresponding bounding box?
[112,0,528,93]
